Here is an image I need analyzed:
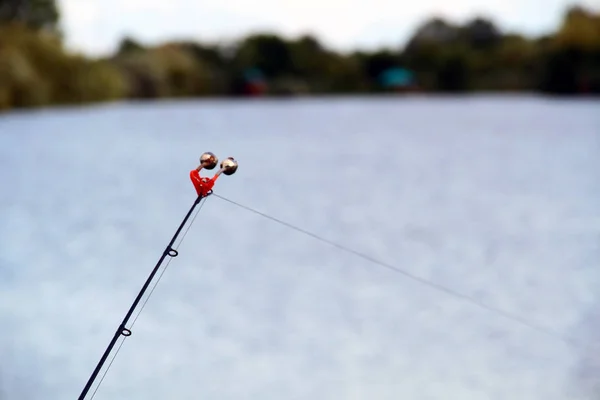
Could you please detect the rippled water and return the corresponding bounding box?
[0,96,599,400]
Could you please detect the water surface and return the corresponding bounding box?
[0,96,599,399]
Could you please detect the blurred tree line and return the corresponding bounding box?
[0,0,599,111]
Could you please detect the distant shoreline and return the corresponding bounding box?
[1,4,599,112]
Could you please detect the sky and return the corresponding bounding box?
[1,98,599,399]
[58,0,600,56]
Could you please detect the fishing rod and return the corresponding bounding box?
[77,152,239,400]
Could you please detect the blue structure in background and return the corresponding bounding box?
[242,68,267,96]
[243,68,265,83]
[379,67,415,90]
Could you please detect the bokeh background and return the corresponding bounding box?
[0,0,600,107]
[1,1,599,400]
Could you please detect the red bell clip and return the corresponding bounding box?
[190,152,238,197]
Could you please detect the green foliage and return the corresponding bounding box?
[112,44,214,98]
[537,6,600,94]
[234,33,294,78]
[0,0,60,32]
[0,45,50,109]
[0,23,125,109]
[0,3,599,112]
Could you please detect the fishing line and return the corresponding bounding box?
[80,154,586,399]
[88,197,207,399]
[130,197,207,327]
[212,193,579,348]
